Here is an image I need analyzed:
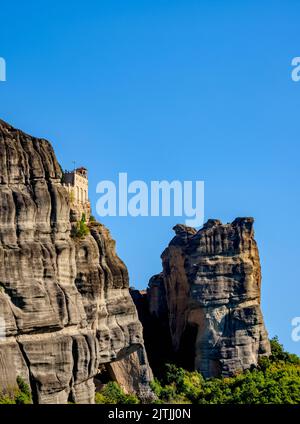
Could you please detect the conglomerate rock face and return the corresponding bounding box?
[0,119,152,403]
[134,219,271,378]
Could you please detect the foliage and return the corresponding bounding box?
[71,213,90,239]
[95,382,140,404]
[0,395,15,404]
[15,376,32,404]
[151,338,300,404]
[0,376,32,404]
[269,336,300,365]
[89,215,96,222]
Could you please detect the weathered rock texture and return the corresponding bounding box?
[105,348,155,403]
[0,119,152,403]
[133,219,271,378]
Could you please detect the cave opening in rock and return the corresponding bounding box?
[177,323,198,370]
[94,365,113,392]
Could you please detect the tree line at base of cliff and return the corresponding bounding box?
[1,338,299,405]
[94,337,300,405]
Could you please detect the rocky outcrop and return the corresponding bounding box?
[133,219,271,378]
[0,119,152,403]
[105,347,155,403]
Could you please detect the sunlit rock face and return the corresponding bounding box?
[135,219,271,378]
[0,119,152,403]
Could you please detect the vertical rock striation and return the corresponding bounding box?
[134,219,271,378]
[0,119,152,403]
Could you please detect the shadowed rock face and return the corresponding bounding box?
[134,219,271,378]
[0,120,152,403]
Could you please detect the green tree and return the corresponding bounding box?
[151,339,300,405]
[95,382,140,404]
[71,213,90,239]
[0,376,32,404]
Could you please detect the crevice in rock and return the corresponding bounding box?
[16,340,39,404]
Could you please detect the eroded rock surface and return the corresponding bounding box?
[0,119,152,403]
[106,347,156,403]
[133,219,271,378]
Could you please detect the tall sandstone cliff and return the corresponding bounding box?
[0,120,153,403]
[132,219,271,378]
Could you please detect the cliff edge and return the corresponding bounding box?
[132,219,271,378]
[0,120,153,403]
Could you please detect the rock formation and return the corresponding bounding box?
[132,219,271,378]
[0,119,153,403]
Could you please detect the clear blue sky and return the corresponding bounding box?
[1,0,300,354]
